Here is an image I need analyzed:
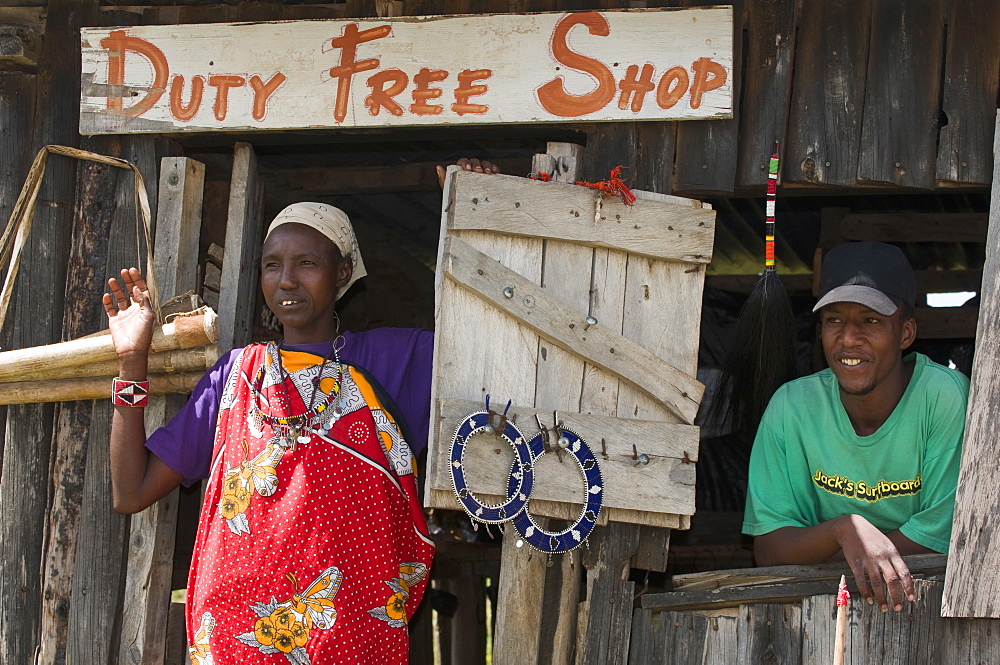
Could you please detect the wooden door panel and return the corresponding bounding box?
[428,168,715,527]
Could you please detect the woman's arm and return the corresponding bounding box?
[105,268,183,513]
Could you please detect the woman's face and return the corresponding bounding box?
[260,223,352,344]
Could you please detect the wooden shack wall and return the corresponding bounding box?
[630,580,1000,664]
[1,1,999,663]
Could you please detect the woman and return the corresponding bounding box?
[106,203,434,665]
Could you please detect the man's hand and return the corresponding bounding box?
[755,514,918,612]
[436,158,501,189]
[833,514,916,612]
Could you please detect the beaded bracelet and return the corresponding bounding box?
[112,377,150,408]
[450,409,535,525]
[509,427,603,553]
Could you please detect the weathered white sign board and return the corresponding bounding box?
[80,8,733,134]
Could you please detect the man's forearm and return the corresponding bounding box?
[754,515,866,566]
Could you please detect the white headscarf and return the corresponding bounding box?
[265,202,367,301]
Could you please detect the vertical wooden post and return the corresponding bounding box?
[942,109,1000,618]
[576,524,642,665]
[0,1,85,662]
[65,135,170,665]
[38,143,121,665]
[118,157,205,665]
[0,65,37,470]
[218,142,264,353]
[493,539,548,665]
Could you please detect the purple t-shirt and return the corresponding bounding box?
[146,328,434,486]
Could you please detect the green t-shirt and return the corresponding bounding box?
[742,352,968,553]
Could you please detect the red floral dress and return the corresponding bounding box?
[186,343,434,665]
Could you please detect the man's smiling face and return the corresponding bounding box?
[820,301,916,397]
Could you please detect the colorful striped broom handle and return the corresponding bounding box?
[765,143,780,271]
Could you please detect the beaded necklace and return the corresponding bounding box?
[250,340,343,447]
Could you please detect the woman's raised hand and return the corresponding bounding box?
[103,267,155,359]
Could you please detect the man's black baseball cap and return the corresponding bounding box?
[812,241,916,316]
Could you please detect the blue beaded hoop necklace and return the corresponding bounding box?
[449,397,536,525]
[509,427,603,553]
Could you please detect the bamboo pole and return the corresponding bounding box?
[32,344,220,382]
[0,309,217,383]
[833,574,849,665]
[0,372,204,406]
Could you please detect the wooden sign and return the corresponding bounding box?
[79,8,733,134]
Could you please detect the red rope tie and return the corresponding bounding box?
[529,165,637,206]
[575,165,637,206]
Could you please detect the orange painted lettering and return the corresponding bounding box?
[410,68,448,115]
[536,12,615,118]
[689,57,727,109]
[656,66,689,109]
[618,64,655,112]
[169,74,204,122]
[207,75,246,121]
[249,73,286,121]
[365,69,408,116]
[452,69,492,115]
[329,23,392,123]
[99,30,169,116]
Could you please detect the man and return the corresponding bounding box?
[742,241,968,613]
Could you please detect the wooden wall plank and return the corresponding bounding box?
[935,0,1000,186]
[736,603,801,663]
[628,609,711,665]
[577,522,640,665]
[0,1,85,662]
[784,0,871,186]
[427,399,699,522]
[673,0,743,193]
[66,405,128,665]
[580,123,637,186]
[943,111,1000,618]
[446,171,716,264]
[65,134,170,665]
[799,594,836,665]
[538,553,582,665]
[0,69,36,470]
[38,144,120,665]
[632,122,677,195]
[218,142,264,353]
[702,614,739,664]
[626,608,657,664]
[118,157,204,665]
[857,0,946,188]
[837,212,987,243]
[735,0,800,188]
